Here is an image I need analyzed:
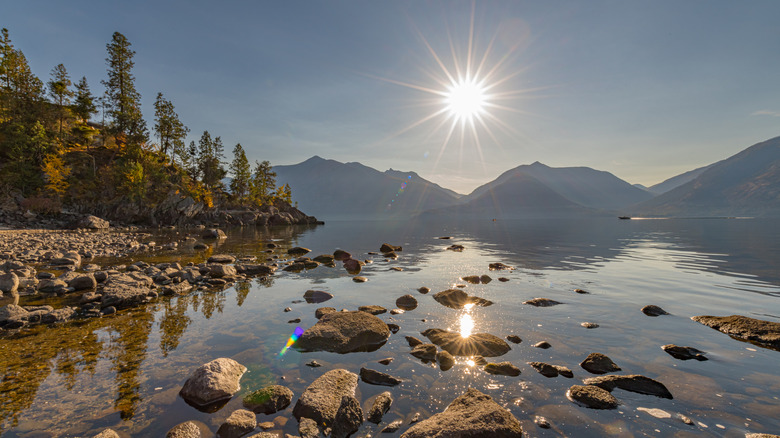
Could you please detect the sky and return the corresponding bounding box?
[5,0,780,194]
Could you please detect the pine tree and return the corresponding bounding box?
[153,92,189,160]
[102,32,147,152]
[229,143,251,202]
[73,76,97,123]
[251,160,276,205]
[47,63,73,138]
[197,131,226,192]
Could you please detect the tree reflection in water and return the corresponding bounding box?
[159,294,192,357]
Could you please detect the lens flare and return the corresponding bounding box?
[279,326,305,356]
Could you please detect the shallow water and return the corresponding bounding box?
[1,218,779,437]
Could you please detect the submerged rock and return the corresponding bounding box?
[333,249,352,261]
[692,315,780,349]
[523,297,563,307]
[297,311,391,353]
[380,243,402,253]
[208,254,236,264]
[484,362,521,376]
[400,388,522,438]
[580,353,621,375]
[410,344,438,361]
[360,367,402,386]
[432,289,493,309]
[488,262,512,270]
[180,358,247,407]
[583,374,673,399]
[381,419,404,433]
[533,341,551,349]
[422,328,511,357]
[288,247,311,256]
[528,362,573,378]
[303,289,333,304]
[662,344,708,361]
[566,385,619,410]
[405,336,423,347]
[641,305,669,316]
[506,335,522,344]
[368,391,393,424]
[243,385,294,414]
[293,369,359,428]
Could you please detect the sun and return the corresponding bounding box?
[445,77,486,122]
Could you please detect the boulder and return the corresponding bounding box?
[484,362,521,376]
[0,272,19,294]
[297,311,391,353]
[0,304,28,326]
[333,249,351,261]
[210,264,237,278]
[360,367,402,386]
[208,254,236,264]
[293,369,359,428]
[396,294,418,310]
[641,305,669,316]
[421,328,511,357]
[432,289,493,309]
[580,353,622,374]
[41,307,76,324]
[216,409,256,438]
[203,228,227,239]
[566,385,619,410]
[37,279,68,294]
[303,289,333,304]
[243,385,294,414]
[436,350,455,371]
[692,315,780,349]
[400,388,523,438]
[523,297,563,307]
[367,391,393,424]
[67,273,97,291]
[166,421,212,438]
[662,344,708,361]
[179,358,248,407]
[77,215,110,229]
[380,243,402,253]
[313,254,335,264]
[583,374,673,399]
[343,258,361,275]
[100,274,154,309]
[239,264,275,276]
[331,395,364,438]
[410,344,438,361]
[298,417,320,438]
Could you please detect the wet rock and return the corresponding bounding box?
[533,341,551,349]
[203,228,227,240]
[313,254,335,264]
[396,294,418,310]
[528,362,573,378]
[68,273,98,291]
[217,409,256,438]
[421,328,511,357]
[641,305,669,316]
[284,262,306,273]
[378,358,393,365]
[161,280,194,296]
[93,429,121,438]
[383,251,398,259]
[410,412,422,424]
[417,287,430,294]
[535,416,551,429]
[436,350,455,371]
[581,322,599,329]
[506,335,522,344]
[574,288,589,294]
[284,307,292,312]
[80,291,102,304]
[446,244,464,252]
[401,388,523,438]
[239,264,275,276]
[410,344,438,361]
[462,275,481,284]
[580,353,622,375]
[523,297,563,307]
[180,358,248,407]
[165,420,211,438]
[488,262,512,270]
[38,278,68,294]
[498,277,510,282]
[288,247,311,257]
[208,254,236,264]
[745,434,780,438]
[361,367,402,386]
[382,420,403,433]
[390,308,404,315]
[472,355,488,366]
[293,369,359,428]
[358,305,387,315]
[41,307,76,324]
[100,273,154,309]
[332,395,364,438]
[405,336,423,347]
[306,360,322,368]
[194,242,209,250]
[243,385,294,414]
[343,258,361,275]
[353,276,368,283]
[692,315,780,349]
[432,289,493,309]
[484,362,521,376]
[297,311,391,353]
[210,264,237,278]
[333,250,351,261]
[315,307,336,319]
[298,417,320,438]
[380,243,402,253]
[387,323,400,334]
[662,344,708,361]
[368,391,393,423]
[303,290,333,304]
[566,385,619,409]
[100,306,116,316]
[0,272,19,294]
[583,374,673,399]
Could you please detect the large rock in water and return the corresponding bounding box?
[692,315,780,350]
[293,369,359,427]
[401,388,523,438]
[583,374,673,399]
[100,273,154,309]
[421,328,511,357]
[243,385,294,414]
[179,358,247,407]
[432,289,493,309]
[296,311,391,353]
[0,272,19,294]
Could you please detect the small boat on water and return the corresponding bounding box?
[618,216,631,220]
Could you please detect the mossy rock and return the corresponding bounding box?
[242,385,294,414]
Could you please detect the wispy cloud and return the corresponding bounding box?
[751,110,780,117]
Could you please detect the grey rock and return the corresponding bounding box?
[381,420,403,433]
[37,278,68,294]
[331,395,364,438]
[210,264,237,278]
[293,369,359,428]
[580,353,622,375]
[566,385,619,410]
[166,420,212,438]
[641,305,669,316]
[298,417,319,438]
[180,358,248,407]
[288,247,311,256]
[68,273,97,291]
[92,429,121,438]
[239,264,275,276]
[583,374,673,399]
[243,385,294,414]
[100,273,154,309]
[0,272,19,294]
[692,314,780,349]
[208,254,236,264]
[216,409,256,438]
[297,311,390,353]
[77,215,110,229]
[421,328,511,357]
[484,362,521,377]
[368,391,393,424]
[41,307,76,324]
[400,388,523,438]
[360,367,402,386]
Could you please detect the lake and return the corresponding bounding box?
[1,217,779,437]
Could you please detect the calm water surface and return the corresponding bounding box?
[1,218,779,437]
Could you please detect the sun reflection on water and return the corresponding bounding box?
[460,303,475,338]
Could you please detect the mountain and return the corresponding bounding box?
[647,163,716,194]
[631,136,780,217]
[274,156,460,220]
[464,162,654,210]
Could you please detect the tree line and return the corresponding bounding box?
[0,29,291,214]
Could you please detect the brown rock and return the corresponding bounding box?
[180,358,247,407]
[579,353,621,375]
[692,315,780,349]
[566,385,618,409]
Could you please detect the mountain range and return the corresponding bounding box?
[273,136,780,220]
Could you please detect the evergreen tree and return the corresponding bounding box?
[73,76,97,123]
[102,32,147,151]
[229,143,251,202]
[197,131,226,192]
[47,63,73,138]
[250,160,276,205]
[153,92,189,160]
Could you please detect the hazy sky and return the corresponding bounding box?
[5,1,780,193]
